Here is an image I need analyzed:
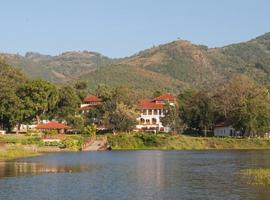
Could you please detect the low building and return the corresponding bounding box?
[80,95,102,113]
[36,121,70,134]
[213,120,240,137]
[136,93,176,132]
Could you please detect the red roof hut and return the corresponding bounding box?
[36,121,70,134]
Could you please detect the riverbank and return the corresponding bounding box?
[1,132,270,160]
[107,132,270,150]
[0,145,39,161]
[0,134,86,160]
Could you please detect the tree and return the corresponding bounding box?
[153,90,162,98]
[74,81,88,101]
[161,103,183,134]
[0,88,22,132]
[179,90,214,136]
[95,84,113,101]
[103,103,138,133]
[17,80,59,124]
[214,75,270,137]
[52,85,80,123]
[0,60,26,131]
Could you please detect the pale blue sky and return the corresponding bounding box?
[0,0,270,58]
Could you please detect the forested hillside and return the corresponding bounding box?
[1,32,270,94]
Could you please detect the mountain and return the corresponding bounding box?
[1,32,270,94]
[0,51,113,82]
[77,32,270,93]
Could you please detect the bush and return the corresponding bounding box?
[62,137,83,150]
[83,124,97,137]
[46,130,58,135]
[44,141,60,146]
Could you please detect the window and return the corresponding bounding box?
[152,118,157,124]
[146,119,150,124]
[154,109,158,115]
[148,109,152,115]
[140,118,145,124]
[143,109,147,115]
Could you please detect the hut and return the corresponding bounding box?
[36,121,70,134]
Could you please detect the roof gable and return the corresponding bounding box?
[36,121,70,129]
[83,95,102,103]
[153,93,176,101]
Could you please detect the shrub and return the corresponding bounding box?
[83,124,97,138]
[62,137,82,150]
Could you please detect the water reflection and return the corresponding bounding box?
[1,151,270,200]
[0,161,93,178]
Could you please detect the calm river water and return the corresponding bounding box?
[1,150,270,200]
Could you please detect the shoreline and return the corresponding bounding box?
[2,133,270,161]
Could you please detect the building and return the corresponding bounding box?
[36,121,70,134]
[136,93,176,132]
[213,120,239,137]
[80,95,102,113]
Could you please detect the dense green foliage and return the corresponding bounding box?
[87,85,139,132]
[0,61,26,131]
[17,79,59,124]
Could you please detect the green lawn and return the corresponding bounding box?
[107,132,270,150]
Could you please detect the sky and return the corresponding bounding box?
[0,0,270,58]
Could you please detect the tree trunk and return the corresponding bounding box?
[16,123,21,134]
[204,126,207,137]
[36,115,41,124]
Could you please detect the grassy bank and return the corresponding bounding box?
[0,145,39,161]
[0,134,89,160]
[242,168,270,186]
[107,132,270,150]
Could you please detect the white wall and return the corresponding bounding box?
[214,126,234,137]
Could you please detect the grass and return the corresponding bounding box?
[107,132,270,150]
[0,145,39,161]
[1,134,42,145]
[242,168,270,186]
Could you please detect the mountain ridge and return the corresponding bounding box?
[1,32,270,94]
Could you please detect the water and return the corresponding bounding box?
[1,150,270,200]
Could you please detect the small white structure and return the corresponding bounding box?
[214,120,238,137]
[0,130,6,135]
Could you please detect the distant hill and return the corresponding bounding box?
[1,32,270,94]
[0,51,113,82]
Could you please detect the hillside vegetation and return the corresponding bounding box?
[1,33,270,94]
[0,51,112,82]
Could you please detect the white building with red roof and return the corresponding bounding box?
[136,93,176,132]
[80,95,102,112]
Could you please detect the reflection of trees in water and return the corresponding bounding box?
[0,162,93,178]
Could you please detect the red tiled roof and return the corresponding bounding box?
[83,95,102,103]
[36,121,70,129]
[153,93,176,101]
[138,99,164,109]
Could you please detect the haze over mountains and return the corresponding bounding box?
[1,32,270,94]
